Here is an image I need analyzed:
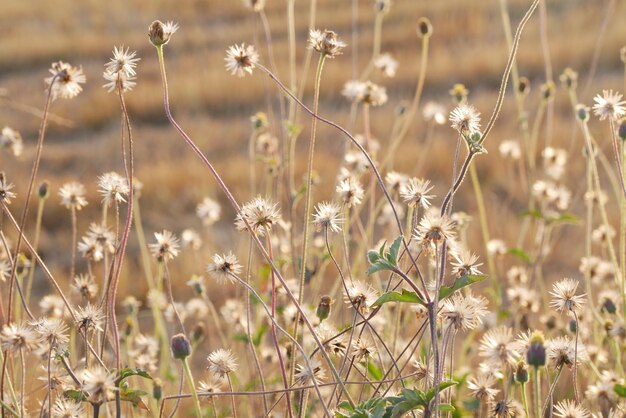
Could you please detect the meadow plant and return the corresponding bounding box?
[1,1,626,417]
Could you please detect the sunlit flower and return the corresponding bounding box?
[449,103,481,135]
[206,252,242,283]
[422,102,447,125]
[467,373,499,401]
[97,172,129,206]
[414,212,456,249]
[51,398,85,418]
[207,348,238,378]
[295,358,326,385]
[59,182,88,210]
[336,177,364,208]
[550,278,586,312]
[45,61,86,100]
[374,53,398,77]
[235,196,281,236]
[197,197,221,226]
[225,44,259,77]
[313,201,343,233]
[592,90,626,120]
[479,326,519,367]
[553,399,590,418]
[82,367,117,403]
[308,29,346,57]
[450,249,483,277]
[0,322,36,352]
[344,281,378,314]
[0,126,23,157]
[0,177,16,204]
[149,230,180,262]
[71,274,98,300]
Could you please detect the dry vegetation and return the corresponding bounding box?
[1,0,626,416]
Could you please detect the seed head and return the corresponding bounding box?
[313,201,343,233]
[0,176,16,205]
[593,90,626,121]
[148,20,179,47]
[559,67,578,90]
[225,43,259,77]
[206,252,242,283]
[295,358,326,385]
[550,278,586,312]
[59,182,88,210]
[0,127,23,157]
[82,367,117,404]
[235,196,281,236]
[308,29,346,58]
[449,103,481,136]
[45,61,86,100]
[207,348,238,378]
[0,322,36,352]
[149,230,181,262]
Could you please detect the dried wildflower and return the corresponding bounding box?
[479,326,519,367]
[103,46,139,92]
[71,274,98,300]
[553,399,590,418]
[586,370,622,403]
[0,177,16,204]
[542,146,567,179]
[449,103,481,136]
[196,196,221,226]
[593,90,626,120]
[342,80,366,102]
[180,228,202,251]
[313,201,343,233]
[358,81,388,106]
[51,398,84,418]
[0,260,10,282]
[414,212,455,249]
[149,230,180,262]
[0,126,23,157]
[385,171,408,192]
[450,250,483,277]
[256,132,279,155]
[308,29,346,57]
[206,252,242,283]
[487,239,507,257]
[337,177,364,208]
[374,53,398,78]
[400,178,434,209]
[315,323,346,356]
[148,20,179,46]
[546,336,586,369]
[82,367,117,403]
[492,399,524,418]
[45,61,85,100]
[344,281,378,314]
[207,348,238,378]
[30,317,69,347]
[97,172,129,206]
[352,337,377,361]
[422,102,446,125]
[550,278,586,312]
[59,182,88,210]
[466,373,499,401]
[74,303,105,332]
[103,70,136,93]
[441,292,487,331]
[235,196,281,236]
[40,295,65,318]
[0,322,36,352]
[198,375,223,396]
[295,358,326,385]
[499,140,521,160]
[225,43,259,77]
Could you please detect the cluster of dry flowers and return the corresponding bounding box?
[2,0,626,417]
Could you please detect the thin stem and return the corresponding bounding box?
[182,358,202,418]
[572,310,580,403]
[541,365,563,416]
[521,382,530,418]
[227,374,238,418]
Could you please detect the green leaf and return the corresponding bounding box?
[63,389,87,402]
[439,275,486,299]
[337,401,354,413]
[118,368,152,382]
[615,383,626,398]
[120,387,149,410]
[518,209,542,220]
[368,250,380,264]
[366,260,395,276]
[387,236,403,265]
[425,381,458,402]
[252,322,269,346]
[367,361,383,381]
[371,289,425,307]
[507,247,531,264]
[436,404,456,412]
[549,212,580,225]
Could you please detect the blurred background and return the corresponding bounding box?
[1,0,625,299]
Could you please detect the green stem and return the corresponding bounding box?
[25,198,45,305]
[521,382,530,418]
[182,358,202,418]
[291,53,327,386]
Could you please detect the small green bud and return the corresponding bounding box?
[576,104,590,122]
[540,81,555,101]
[618,117,626,141]
[153,378,163,401]
[191,323,205,345]
[170,333,192,359]
[602,298,617,315]
[515,361,529,383]
[316,295,334,322]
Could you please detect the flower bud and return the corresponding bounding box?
[515,361,529,383]
[153,378,163,401]
[148,20,178,47]
[569,318,577,333]
[170,333,192,359]
[518,77,530,96]
[417,17,432,38]
[541,81,555,101]
[602,297,617,314]
[559,68,578,90]
[576,104,589,122]
[316,295,334,322]
[191,323,206,345]
[526,332,546,368]
[38,180,49,199]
